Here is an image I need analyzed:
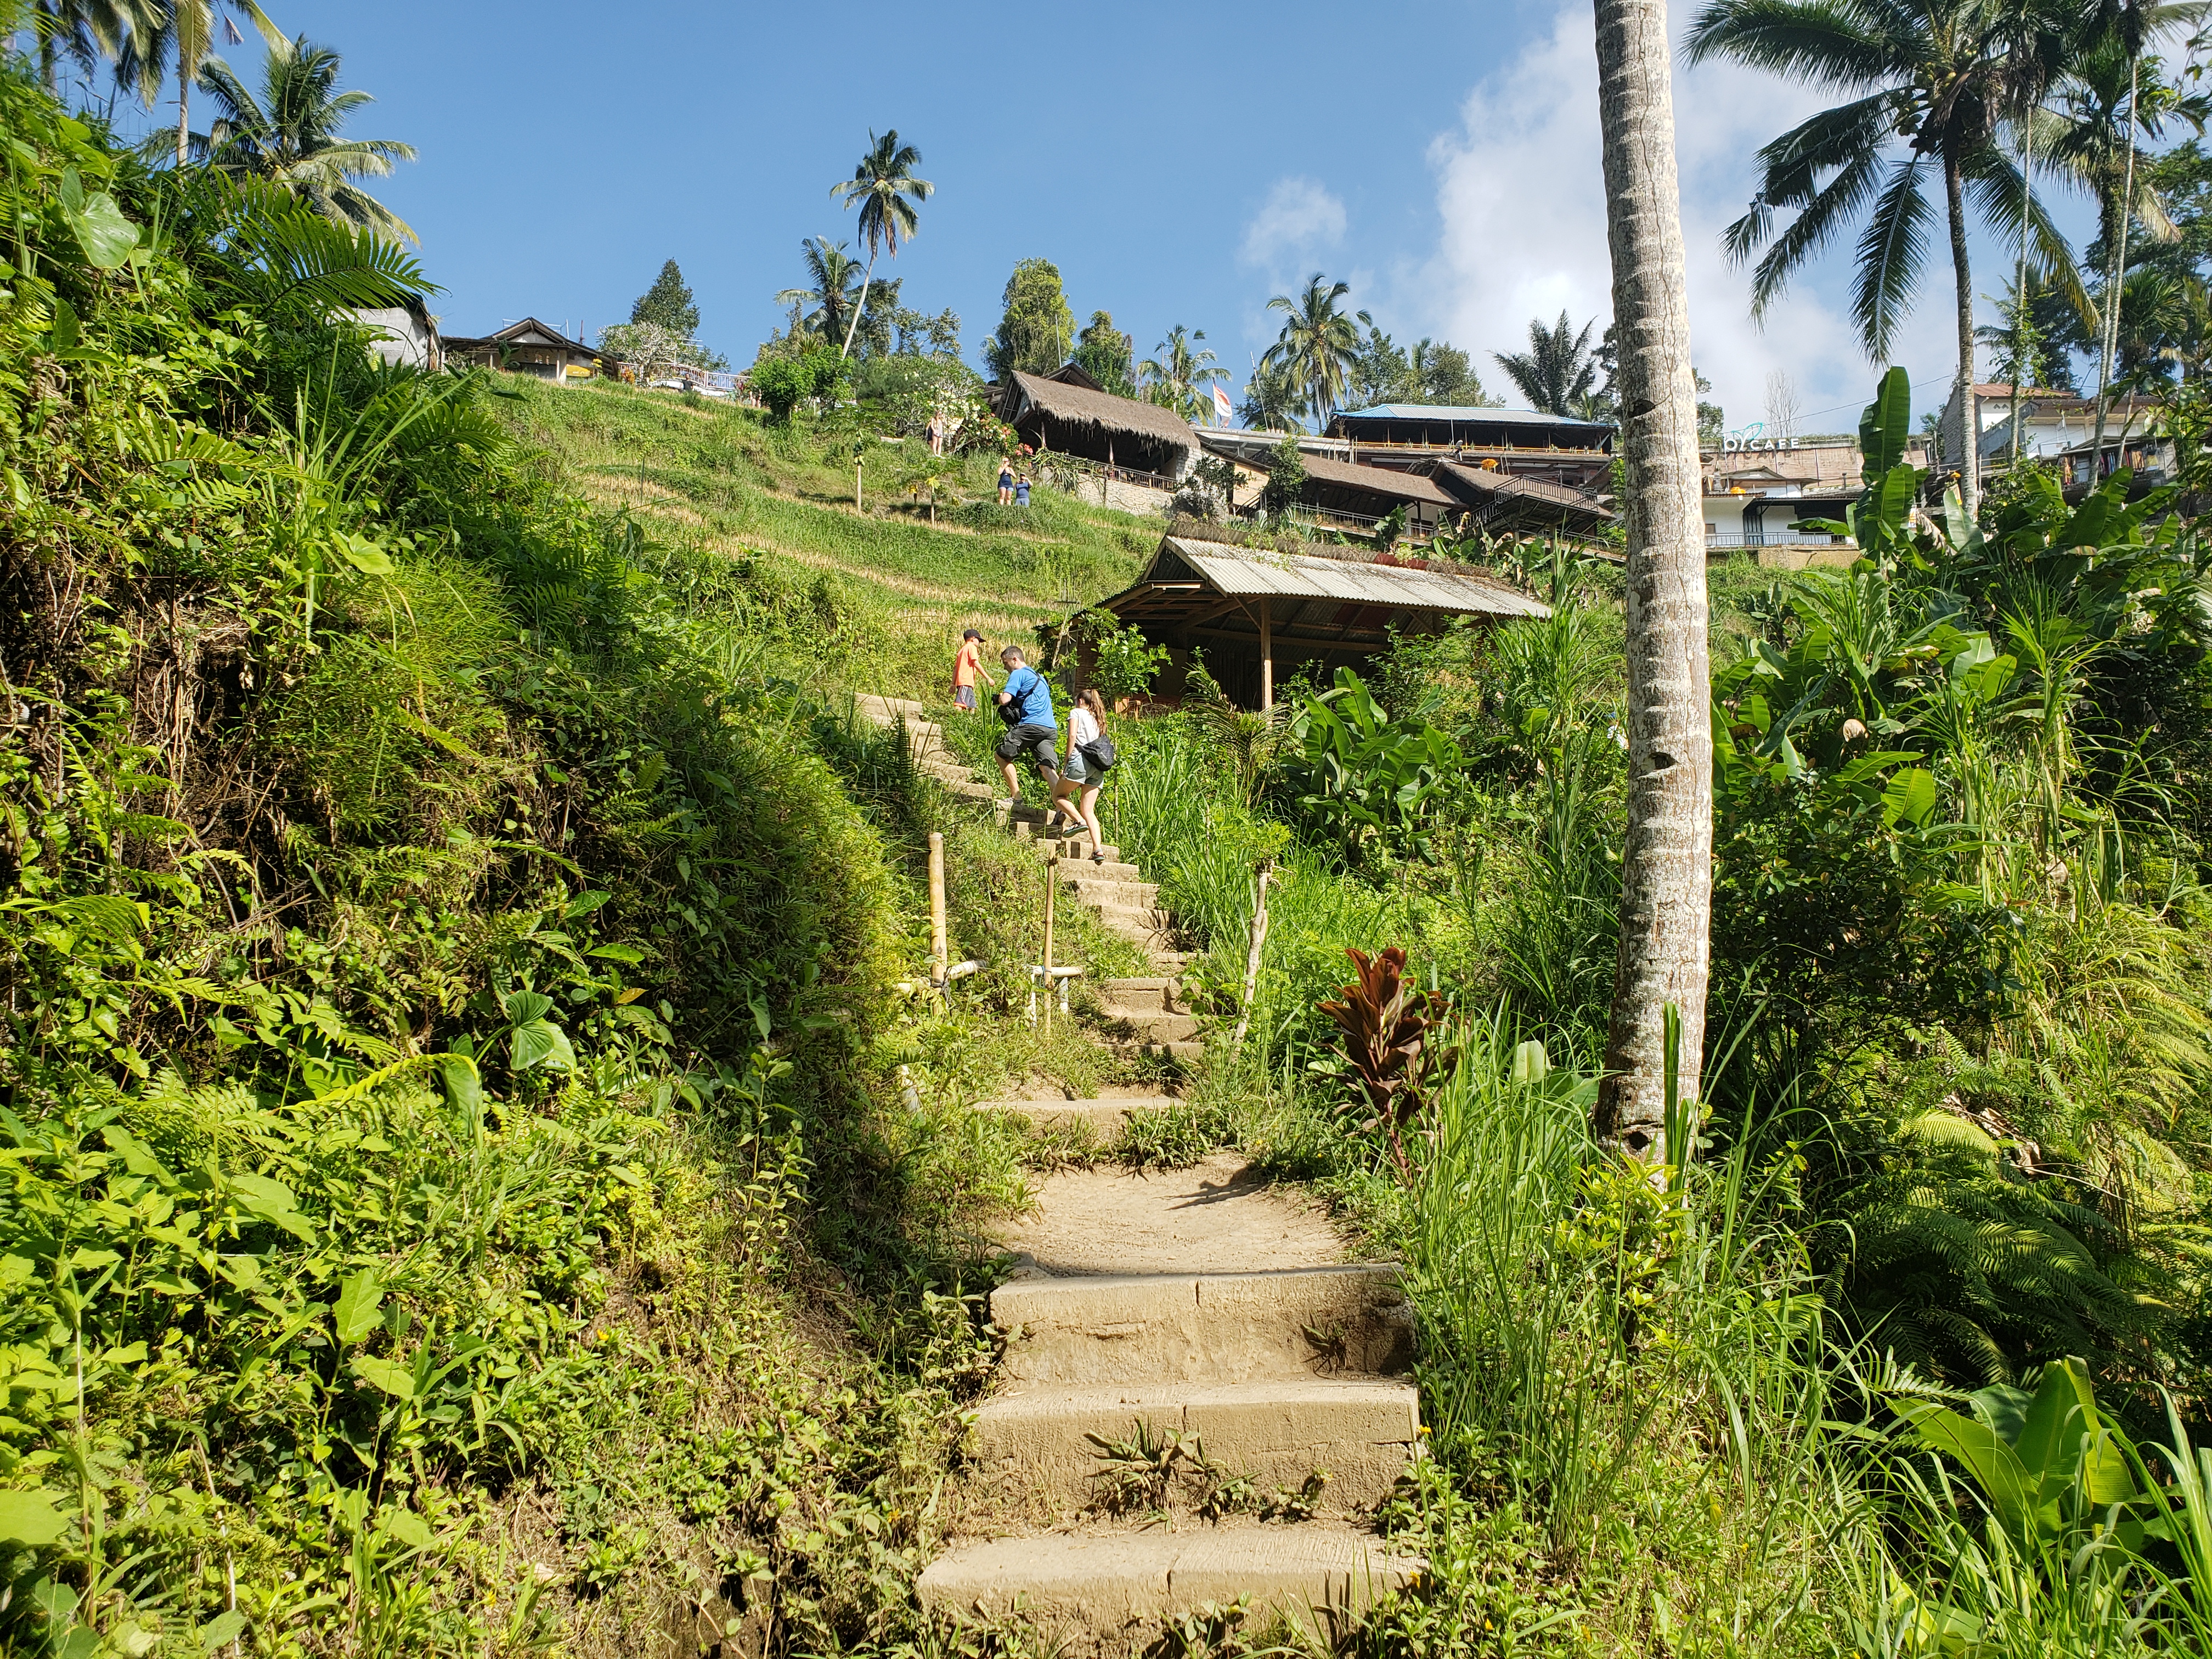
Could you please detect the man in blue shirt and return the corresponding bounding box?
[992,645,1061,809]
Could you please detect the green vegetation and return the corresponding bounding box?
[21,6,2212,1656]
[0,57,1153,1657]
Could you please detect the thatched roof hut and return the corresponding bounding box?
[997,366,1199,481]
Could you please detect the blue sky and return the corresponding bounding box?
[90,0,2111,433]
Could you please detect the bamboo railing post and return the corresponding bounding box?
[927,831,947,992]
[1231,860,1274,1051]
[1040,848,1059,1034]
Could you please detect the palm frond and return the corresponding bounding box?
[1684,0,1904,91]
[210,177,434,313]
[1850,153,1935,358]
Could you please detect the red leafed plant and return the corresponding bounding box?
[1316,946,1448,1179]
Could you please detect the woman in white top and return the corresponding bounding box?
[1049,687,1111,861]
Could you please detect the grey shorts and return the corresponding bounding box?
[1060,747,1089,785]
[953,685,977,709]
[995,722,1060,772]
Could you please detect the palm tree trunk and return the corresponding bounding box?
[1944,150,1978,521]
[840,249,876,360]
[2010,120,2032,466]
[177,58,190,168]
[2092,56,2140,475]
[1591,0,1712,1161]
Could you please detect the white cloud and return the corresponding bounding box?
[1240,177,1347,270]
[1417,2,1959,430]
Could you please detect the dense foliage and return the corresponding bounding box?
[0,64,1045,1658]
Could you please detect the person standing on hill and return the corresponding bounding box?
[951,627,987,713]
[1015,471,1031,508]
[1049,687,1114,861]
[992,645,1060,809]
[998,457,1015,505]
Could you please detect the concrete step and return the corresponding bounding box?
[980,1098,1180,1141]
[1102,977,1182,1014]
[1056,857,1143,882]
[970,1377,1420,1510]
[1103,1012,1201,1044]
[994,1266,1414,1386]
[1084,904,1166,936]
[1141,1039,1205,1067]
[1064,876,1159,909]
[917,1524,1421,1638]
[854,693,926,723]
[1051,837,1121,863]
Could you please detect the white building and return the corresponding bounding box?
[1937,381,2168,480]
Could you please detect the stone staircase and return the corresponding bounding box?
[919,1138,1424,1650]
[854,690,1424,1650]
[852,694,1198,1062]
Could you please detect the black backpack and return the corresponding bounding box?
[1081,731,1118,772]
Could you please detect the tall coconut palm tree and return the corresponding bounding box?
[1593,0,1714,1160]
[1238,358,1306,433]
[1262,274,1367,430]
[1492,311,1604,415]
[1685,0,2080,521]
[1139,324,1227,423]
[133,0,285,168]
[2041,13,2204,467]
[197,35,417,243]
[774,236,864,350]
[26,0,143,94]
[831,129,931,360]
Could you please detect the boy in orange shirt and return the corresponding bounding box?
[951,628,986,712]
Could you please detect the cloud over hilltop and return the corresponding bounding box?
[1417,2,1960,433]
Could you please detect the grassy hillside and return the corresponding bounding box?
[505,376,1159,699]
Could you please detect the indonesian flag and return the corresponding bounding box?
[1212,383,1234,425]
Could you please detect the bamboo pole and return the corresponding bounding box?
[927,831,947,990]
[1259,601,1274,710]
[1231,861,1274,1050]
[1041,849,1059,1033]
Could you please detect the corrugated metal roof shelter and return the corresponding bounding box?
[1092,529,1547,709]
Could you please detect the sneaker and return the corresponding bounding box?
[993,797,1019,812]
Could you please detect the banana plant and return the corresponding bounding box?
[1886,1357,2148,1553]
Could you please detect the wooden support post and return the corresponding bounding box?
[1041,850,1059,1034]
[927,832,947,990]
[1259,600,1274,710]
[1231,861,1274,1051]
[855,458,864,512]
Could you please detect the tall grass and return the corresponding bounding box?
[1398,1014,1865,1653]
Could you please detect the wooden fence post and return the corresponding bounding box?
[1231,860,1274,1051]
[1040,848,1059,1033]
[928,831,947,991]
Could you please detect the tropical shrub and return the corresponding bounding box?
[1279,667,1466,863]
[749,347,847,421]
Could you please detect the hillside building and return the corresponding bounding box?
[441,318,606,382]
[994,364,1199,484]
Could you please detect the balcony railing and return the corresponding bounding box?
[1705,530,1852,549]
[1232,503,1437,540]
